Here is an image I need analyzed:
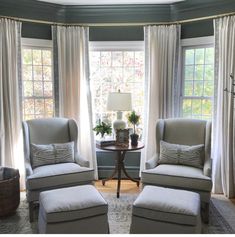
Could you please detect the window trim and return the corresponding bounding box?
[180,36,214,119]
[21,38,52,48]
[89,41,144,51]
[89,41,145,132]
[181,36,214,47]
[21,38,55,120]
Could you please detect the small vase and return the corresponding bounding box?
[130,133,139,146]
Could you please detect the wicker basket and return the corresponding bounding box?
[0,167,20,217]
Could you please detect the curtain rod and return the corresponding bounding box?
[1,11,235,27]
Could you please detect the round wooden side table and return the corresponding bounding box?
[97,142,144,198]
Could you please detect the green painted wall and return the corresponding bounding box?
[89,26,144,41]
[97,151,141,179]
[22,22,52,39]
[181,20,214,39]
[21,21,213,41]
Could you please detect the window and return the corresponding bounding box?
[181,37,214,120]
[22,39,54,120]
[89,42,144,134]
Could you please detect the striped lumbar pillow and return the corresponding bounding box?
[54,142,74,163]
[159,140,204,169]
[31,142,74,168]
[31,144,55,168]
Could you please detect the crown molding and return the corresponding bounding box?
[65,4,170,23]
[0,0,65,22]
[171,0,235,21]
[0,0,235,25]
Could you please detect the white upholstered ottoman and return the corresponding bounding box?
[38,185,109,234]
[130,186,201,234]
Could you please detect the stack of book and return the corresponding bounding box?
[96,138,116,147]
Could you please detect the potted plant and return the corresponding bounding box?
[93,120,112,138]
[128,111,140,146]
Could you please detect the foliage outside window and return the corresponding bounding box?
[89,48,144,135]
[182,46,214,120]
[22,47,54,120]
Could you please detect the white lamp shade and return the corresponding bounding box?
[107,92,132,111]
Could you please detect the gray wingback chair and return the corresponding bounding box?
[141,118,212,222]
[23,117,95,222]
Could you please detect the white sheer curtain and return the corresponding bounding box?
[140,24,181,172]
[212,16,235,197]
[0,19,24,185]
[53,26,98,179]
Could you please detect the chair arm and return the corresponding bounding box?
[75,153,90,168]
[203,158,212,177]
[25,160,33,177]
[145,154,159,170]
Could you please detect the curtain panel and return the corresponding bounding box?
[140,24,181,172]
[212,16,235,197]
[52,26,98,179]
[0,18,24,185]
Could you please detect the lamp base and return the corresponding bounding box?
[113,119,126,130]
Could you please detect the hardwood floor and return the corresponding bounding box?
[95,179,141,194]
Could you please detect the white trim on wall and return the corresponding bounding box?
[181,36,214,47]
[21,38,52,48]
[89,41,144,51]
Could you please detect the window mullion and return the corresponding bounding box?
[22,46,54,120]
[181,44,214,120]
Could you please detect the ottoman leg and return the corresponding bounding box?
[29,201,34,222]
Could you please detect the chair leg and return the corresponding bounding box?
[29,201,34,222]
[203,202,210,224]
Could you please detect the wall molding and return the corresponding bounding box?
[0,0,65,23]
[89,41,144,51]
[181,36,214,47]
[171,0,235,21]
[21,37,53,48]
[65,4,170,24]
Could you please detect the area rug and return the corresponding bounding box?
[0,192,234,234]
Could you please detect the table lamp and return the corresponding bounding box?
[107,90,132,130]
